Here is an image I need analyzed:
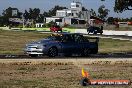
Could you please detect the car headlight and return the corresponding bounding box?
[37,45,47,49]
[37,45,43,49]
[26,44,28,47]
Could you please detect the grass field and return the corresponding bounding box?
[0,59,131,88]
[0,30,132,54]
[0,27,76,33]
[22,27,76,33]
[0,30,50,54]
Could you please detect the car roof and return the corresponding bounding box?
[51,33,83,37]
[52,32,83,36]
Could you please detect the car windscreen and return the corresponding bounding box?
[74,34,88,42]
[61,35,74,42]
[47,36,62,41]
[50,34,74,42]
[35,36,62,43]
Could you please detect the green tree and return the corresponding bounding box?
[36,14,44,23]
[90,9,96,16]
[0,16,5,26]
[2,7,21,18]
[48,5,67,16]
[23,10,30,19]
[107,17,114,24]
[114,0,132,13]
[82,7,88,11]
[101,0,132,13]
[43,11,50,17]
[2,7,22,26]
[24,8,40,24]
[130,17,132,21]
[29,8,40,20]
[98,5,110,20]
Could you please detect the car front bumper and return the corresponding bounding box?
[25,48,43,55]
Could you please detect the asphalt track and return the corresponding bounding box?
[0,53,132,59]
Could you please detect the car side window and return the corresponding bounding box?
[74,35,88,43]
[47,36,59,41]
[50,36,56,40]
[62,35,73,42]
[74,35,82,42]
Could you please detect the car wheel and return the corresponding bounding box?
[94,31,97,34]
[91,48,98,54]
[48,47,58,57]
[80,78,90,86]
[82,48,91,56]
[29,54,38,57]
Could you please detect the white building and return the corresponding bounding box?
[35,23,44,28]
[45,0,91,26]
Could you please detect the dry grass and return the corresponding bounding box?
[0,30,50,54]
[0,59,131,88]
[99,38,132,53]
[0,61,79,88]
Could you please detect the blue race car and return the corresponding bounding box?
[24,33,99,57]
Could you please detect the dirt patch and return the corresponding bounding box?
[0,59,131,88]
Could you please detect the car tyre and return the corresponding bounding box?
[82,48,91,56]
[80,78,90,86]
[91,48,98,54]
[48,47,58,57]
[29,54,38,57]
[94,31,97,34]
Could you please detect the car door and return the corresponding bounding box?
[74,34,90,54]
[61,35,76,54]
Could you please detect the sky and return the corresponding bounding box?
[0,0,132,18]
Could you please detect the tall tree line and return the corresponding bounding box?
[101,0,132,13]
[0,6,67,26]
